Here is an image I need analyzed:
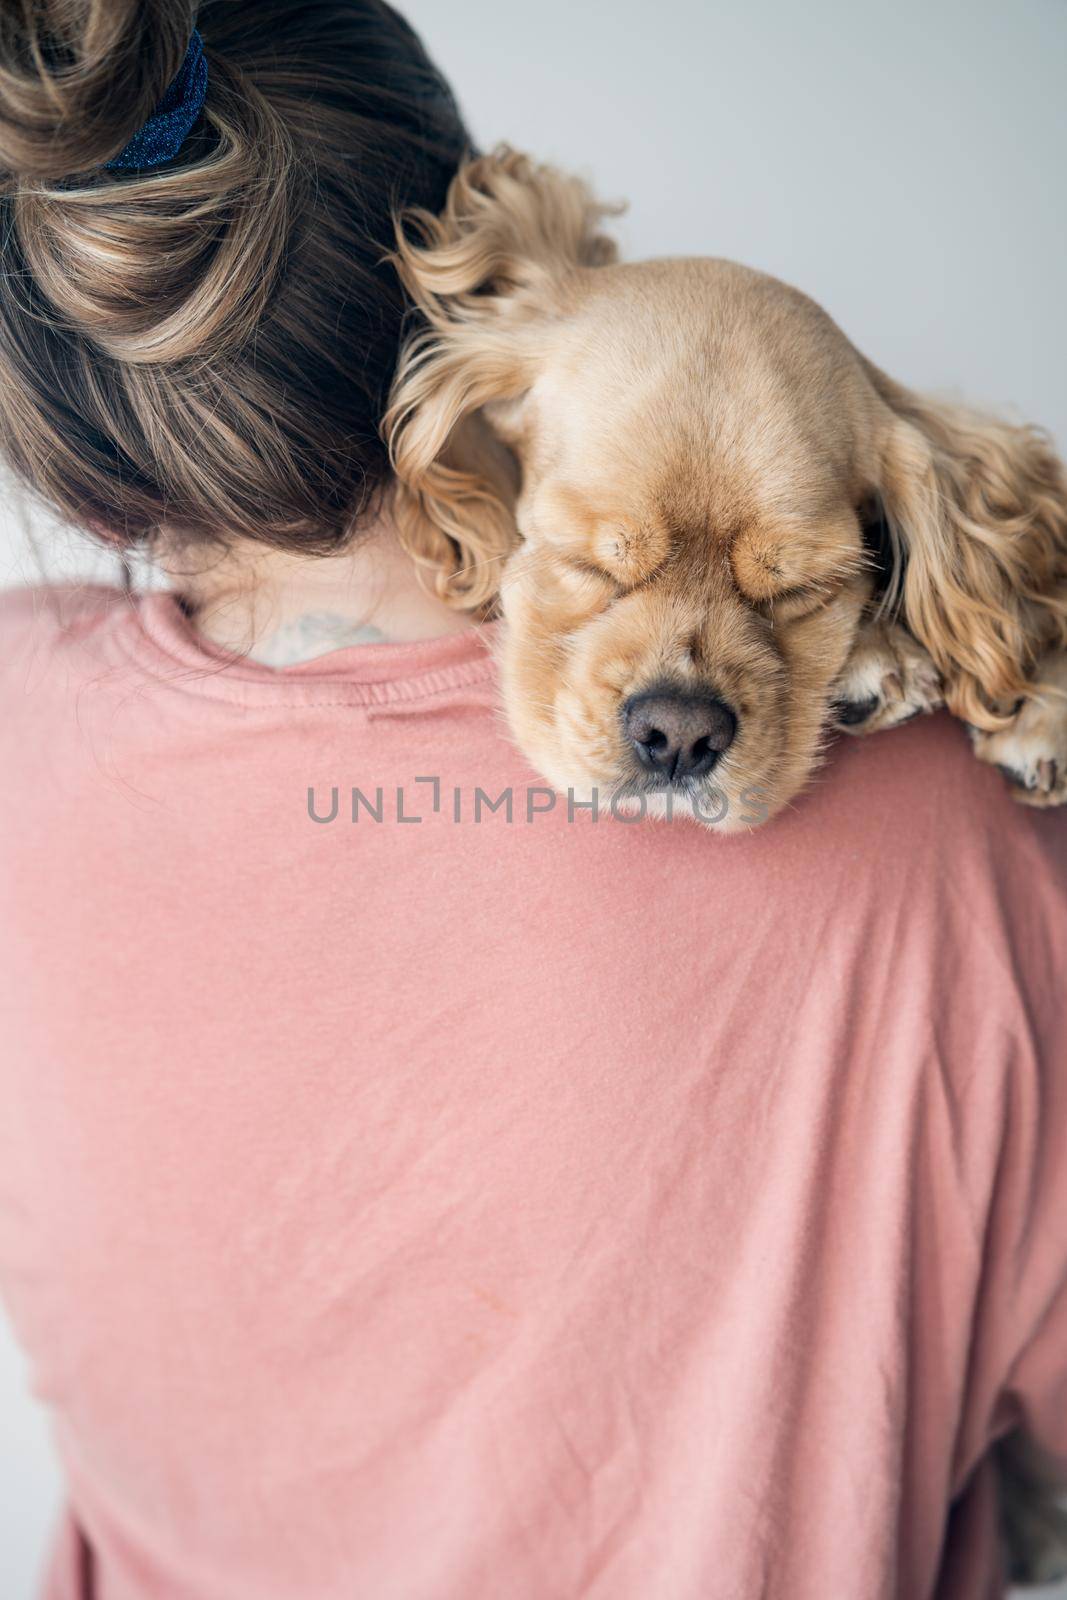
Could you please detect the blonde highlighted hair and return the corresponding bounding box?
[0,0,471,554]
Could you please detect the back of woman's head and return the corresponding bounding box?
[0,0,470,554]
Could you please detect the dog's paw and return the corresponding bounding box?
[830,621,943,735]
[969,655,1067,807]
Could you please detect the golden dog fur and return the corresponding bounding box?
[385,147,1067,829]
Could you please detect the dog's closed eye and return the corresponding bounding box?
[752,581,836,621]
[549,555,620,608]
[567,553,622,585]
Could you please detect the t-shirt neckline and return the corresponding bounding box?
[122,590,500,707]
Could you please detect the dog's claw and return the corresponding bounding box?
[970,655,1067,807]
[831,695,880,728]
[831,622,943,736]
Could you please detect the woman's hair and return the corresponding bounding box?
[0,0,471,555]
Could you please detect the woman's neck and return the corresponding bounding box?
[165,524,474,666]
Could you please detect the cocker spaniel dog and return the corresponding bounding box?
[385,148,1067,831]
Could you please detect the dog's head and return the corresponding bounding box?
[386,149,1067,829]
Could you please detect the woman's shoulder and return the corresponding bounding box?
[0,582,134,668]
[807,710,1067,903]
[0,581,146,692]
[0,583,140,757]
[0,580,127,648]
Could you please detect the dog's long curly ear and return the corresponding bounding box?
[383,146,619,610]
[871,367,1067,729]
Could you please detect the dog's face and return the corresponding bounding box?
[387,150,1067,829]
[489,260,878,827]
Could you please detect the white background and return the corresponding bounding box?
[2,0,1065,1594]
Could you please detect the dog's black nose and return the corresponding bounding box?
[623,689,737,780]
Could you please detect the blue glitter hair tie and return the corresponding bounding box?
[106,29,208,172]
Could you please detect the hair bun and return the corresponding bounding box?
[0,0,475,561]
[0,1,293,367]
[0,0,197,181]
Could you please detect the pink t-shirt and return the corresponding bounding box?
[1,583,1065,1600]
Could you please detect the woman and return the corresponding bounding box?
[0,3,1065,1597]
